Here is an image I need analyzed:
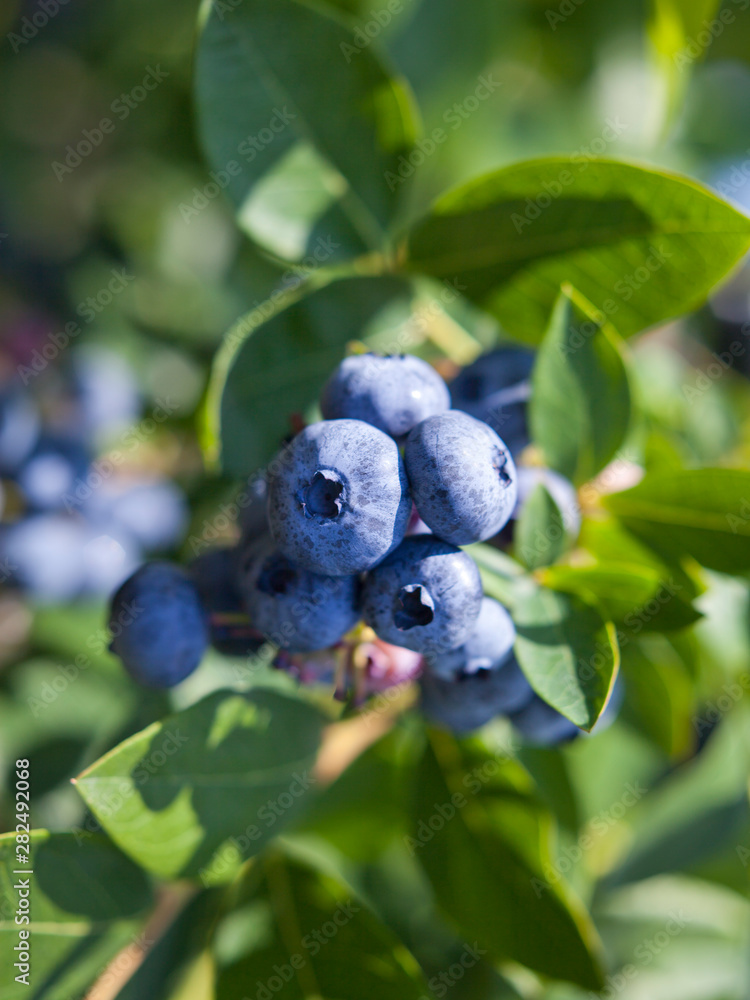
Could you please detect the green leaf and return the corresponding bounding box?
[512,579,619,731]
[204,274,413,476]
[603,468,750,573]
[649,0,722,127]
[0,831,152,1000]
[466,543,526,611]
[618,641,696,758]
[529,288,632,484]
[405,158,750,342]
[214,851,432,999]
[541,563,703,632]
[74,689,326,881]
[515,484,569,569]
[195,0,418,261]
[409,734,604,990]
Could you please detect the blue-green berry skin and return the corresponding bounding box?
[361,535,482,654]
[238,538,360,652]
[450,347,534,457]
[268,419,411,576]
[404,410,517,546]
[426,597,534,712]
[321,354,450,440]
[109,562,209,688]
[509,694,580,746]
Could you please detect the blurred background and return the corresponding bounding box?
[1,1,750,997]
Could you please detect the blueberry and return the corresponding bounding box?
[420,664,527,733]
[361,535,482,654]
[450,347,534,457]
[85,478,188,552]
[404,410,517,545]
[268,419,411,576]
[426,596,534,705]
[509,694,580,746]
[238,537,361,652]
[189,547,265,656]
[320,353,450,440]
[17,435,90,511]
[1,514,89,603]
[0,388,40,475]
[108,562,209,688]
[515,467,580,540]
[73,346,140,439]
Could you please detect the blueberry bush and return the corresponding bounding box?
[2,0,750,997]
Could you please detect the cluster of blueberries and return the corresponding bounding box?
[0,345,187,603]
[108,348,596,744]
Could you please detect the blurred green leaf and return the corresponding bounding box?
[541,563,703,632]
[649,0,722,128]
[205,274,412,476]
[604,468,750,573]
[0,831,151,1000]
[195,0,418,261]
[214,851,432,998]
[513,579,619,730]
[405,158,750,342]
[515,483,568,569]
[529,288,632,484]
[74,689,326,881]
[114,891,222,1000]
[409,734,604,990]
[618,640,696,758]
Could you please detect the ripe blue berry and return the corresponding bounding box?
[268,419,411,576]
[239,538,361,651]
[420,663,528,733]
[450,347,534,457]
[426,597,534,708]
[190,547,265,656]
[509,694,580,746]
[108,562,209,688]
[361,535,482,654]
[321,353,450,439]
[404,410,517,545]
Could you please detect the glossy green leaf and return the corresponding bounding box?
[604,468,750,573]
[466,543,526,611]
[529,289,632,484]
[515,483,569,569]
[0,831,152,1000]
[195,0,418,261]
[512,579,619,730]
[205,274,413,476]
[409,734,604,990]
[214,851,432,999]
[541,563,703,632]
[74,689,326,881]
[405,158,750,343]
